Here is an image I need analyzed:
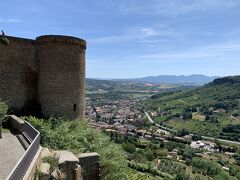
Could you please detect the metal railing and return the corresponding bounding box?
[6,121,40,180]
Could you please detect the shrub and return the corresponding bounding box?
[122,143,136,154]
[177,128,189,137]
[175,171,189,180]
[191,158,221,176]
[157,149,169,157]
[42,156,59,173]
[0,37,9,45]
[228,164,240,176]
[237,172,240,179]
[192,134,202,141]
[25,116,127,179]
[0,101,8,124]
[145,149,155,161]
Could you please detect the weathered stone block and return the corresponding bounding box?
[74,164,83,180]
[41,148,54,159]
[7,115,25,132]
[56,150,79,180]
[78,152,100,180]
[38,163,50,180]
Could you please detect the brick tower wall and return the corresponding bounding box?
[36,35,86,120]
[0,36,38,111]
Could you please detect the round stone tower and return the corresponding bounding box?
[36,35,86,120]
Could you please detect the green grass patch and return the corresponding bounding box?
[42,156,59,173]
[192,113,206,121]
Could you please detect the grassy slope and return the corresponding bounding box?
[25,116,128,180]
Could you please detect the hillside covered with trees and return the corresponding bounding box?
[144,76,240,140]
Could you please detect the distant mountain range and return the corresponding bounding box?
[114,74,219,86]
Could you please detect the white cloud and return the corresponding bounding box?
[140,28,158,36]
[208,43,240,51]
[89,35,129,44]
[118,0,240,16]
[89,26,174,44]
[0,18,21,23]
[138,41,240,60]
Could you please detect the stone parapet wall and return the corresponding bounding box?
[37,149,100,180]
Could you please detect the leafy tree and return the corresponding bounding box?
[192,134,202,141]
[236,172,240,180]
[145,149,155,161]
[228,164,240,176]
[122,143,136,154]
[185,158,191,166]
[159,141,164,148]
[165,141,186,152]
[132,149,148,163]
[182,148,202,160]
[214,171,235,180]
[157,149,168,157]
[182,111,192,120]
[191,158,221,176]
[175,171,189,180]
[177,128,189,137]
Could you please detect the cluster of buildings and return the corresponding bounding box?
[85,98,191,144]
[85,99,144,128]
[190,140,216,151]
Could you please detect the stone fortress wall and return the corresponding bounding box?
[0,35,86,119]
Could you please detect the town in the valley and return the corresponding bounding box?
[85,81,238,169]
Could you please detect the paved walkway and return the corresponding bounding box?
[0,132,25,180]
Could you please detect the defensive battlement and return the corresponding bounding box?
[36,35,86,48]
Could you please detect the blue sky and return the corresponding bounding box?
[1,0,240,78]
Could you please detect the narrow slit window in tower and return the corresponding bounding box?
[73,104,77,112]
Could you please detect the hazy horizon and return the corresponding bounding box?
[87,74,237,80]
